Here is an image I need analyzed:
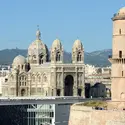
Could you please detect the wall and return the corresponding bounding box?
[69,105,125,125]
[55,103,71,125]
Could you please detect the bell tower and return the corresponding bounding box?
[109,7,125,101]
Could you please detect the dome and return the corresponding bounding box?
[28,30,47,56]
[73,39,83,50]
[13,55,26,66]
[52,39,62,50]
[28,39,46,55]
[118,7,125,14]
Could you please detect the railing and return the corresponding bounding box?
[0,96,85,100]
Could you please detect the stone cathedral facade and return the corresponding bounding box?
[2,29,85,97]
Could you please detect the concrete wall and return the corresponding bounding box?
[55,104,71,125]
[68,105,125,125]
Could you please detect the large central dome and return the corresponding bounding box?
[28,30,47,56]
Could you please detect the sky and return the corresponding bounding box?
[0,0,125,52]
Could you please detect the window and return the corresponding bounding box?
[5,78,8,82]
[51,89,53,96]
[39,54,44,64]
[77,52,82,61]
[119,29,121,34]
[57,89,60,96]
[20,75,27,86]
[38,76,41,82]
[32,76,35,82]
[56,52,61,61]
[50,112,54,117]
[49,119,52,124]
[122,71,124,77]
[46,91,48,96]
[119,51,122,58]
[22,65,23,70]
[78,89,82,96]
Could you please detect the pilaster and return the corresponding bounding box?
[82,66,85,97]
[73,69,78,96]
[61,67,64,96]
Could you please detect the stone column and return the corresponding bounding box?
[73,85,77,96]
[29,74,32,96]
[82,66,85,98]
[52,68,57,96]
[61,67,64,96]
[73,68,78,96]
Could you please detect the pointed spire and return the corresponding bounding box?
[36,25,41,40]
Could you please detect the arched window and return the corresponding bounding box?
[77,52,82,61]
[56,52,61,61]
[39,54,44,64]
[22,65,23,70]
[122,71,124,77]
[38,75,41,82]
[32,75,35,82]
[43,75,47,82]
[33,55,37,64]
[21,89,26,96]
[119,51,122,58]
[119,29,121,34]
[19,75,27,86]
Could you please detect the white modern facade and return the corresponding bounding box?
[27,103,71,125]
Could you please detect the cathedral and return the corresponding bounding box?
[2,29,85,97]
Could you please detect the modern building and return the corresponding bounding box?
[27,103,71,125]
[0,97,85,125]
[2,29,85,97]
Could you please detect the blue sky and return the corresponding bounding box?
[0,0,125,52]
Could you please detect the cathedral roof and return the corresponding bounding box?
[28,29,47,55]
[13,55,26,65]
[72,39,83,51]
[52,39,62,50]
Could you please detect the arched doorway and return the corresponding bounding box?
[21,89,26,96]
[64,75,74,96]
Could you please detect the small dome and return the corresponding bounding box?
[52,39,62,49]
[73,39,83,50]
[118,7,125,14]
[13,55,26,65]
